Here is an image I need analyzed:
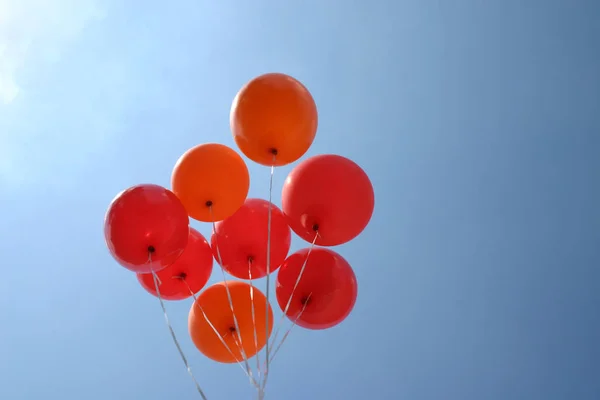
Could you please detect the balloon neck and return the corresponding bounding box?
[300,296,312,306]
[300,214,320,234]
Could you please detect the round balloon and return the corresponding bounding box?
[171,143,250,222]
[276,248,357,330]
[282,154,374,246]
[211,198,291,280]
[137,228,213,300]
[230,73,318,167]
[104,184,189,273]
[189,281,273,363]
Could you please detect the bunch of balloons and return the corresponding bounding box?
[103,73,375,396]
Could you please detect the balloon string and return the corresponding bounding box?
[209,206,257,388]
[181,278,258,386]
[247,259,261,382]
[267,230,319,358]
[148,254,209,400]
[229,333,251,380]
[268,292,312,365]
[261,157,276,394]
[262,232,319,396]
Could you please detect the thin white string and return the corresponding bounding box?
[247,259,261,381]
[268,292,312,364]
[148,253,209,400]
[267,231,319,358]
[230,333,251,378]
[209,205,257,388]
[261,157,276,395]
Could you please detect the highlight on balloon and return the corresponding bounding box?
[102,72,374,399]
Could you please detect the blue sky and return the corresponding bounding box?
[1,0,599,399]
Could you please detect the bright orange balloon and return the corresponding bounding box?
[171,143,250,222]
[188,281,273,363]
[230,73,318,167]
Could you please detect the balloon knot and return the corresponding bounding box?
[269,148,278,156]
[148,245,156,253]
[312,224,319,232]
[205,200,213,207]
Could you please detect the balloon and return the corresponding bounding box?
[104,184,189,273]
[137,228,213,300]
[211,198,291,280]
[282,154,374,246]
[230,73,318,167]
[189,281,273,363]
[171,143,250,222]
[276,248,357,330]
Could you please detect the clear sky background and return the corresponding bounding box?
[1,0,599,399]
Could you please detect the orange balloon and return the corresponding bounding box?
[188,281,274,363]
[230,73,318,167]
[171,143,250,222]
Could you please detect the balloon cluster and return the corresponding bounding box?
[103,73,374,369]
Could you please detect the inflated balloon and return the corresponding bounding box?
[189,281,273,363]
[171,143,250,222]
[137,228,213,300]
[276,248,357,330]
[211,198,291,280]
[104,184,189,273]
[230,73,318,167]
[282,154,374,246]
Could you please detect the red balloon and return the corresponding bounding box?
[282,154,374,246]
[276,247,358,330]
[136,228,213,300]
[211,198,291,279]
[104,184,189,273]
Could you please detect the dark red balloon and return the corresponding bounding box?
[275,247,358,330]
[211,198,291,279]
[281,154,374,246]
[104,184,189,273]
[137,228,213,300]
